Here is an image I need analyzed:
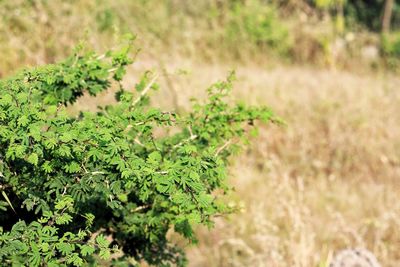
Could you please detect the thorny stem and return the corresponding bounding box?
[131,74,159,107]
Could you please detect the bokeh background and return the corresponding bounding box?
[1,0,400,266]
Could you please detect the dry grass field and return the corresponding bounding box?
[72,58,400,266]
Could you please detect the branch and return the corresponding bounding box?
[173,126,197,149]
[155,171,169,174]
[131,74,159,107]
[134,137,145,147]
[107,67,118,73]
[215,139,233,156]
[132,204,151,212]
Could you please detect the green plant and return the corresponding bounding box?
[226,1,291,57]
[381,32,400,69]
[382,32,400,56]
[0,40,277,266]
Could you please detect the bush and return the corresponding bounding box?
[0,41,277,266]
[225,0,291,57]
[381,32,400,69]
[382,32,400,56]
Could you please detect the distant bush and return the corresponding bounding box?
[381,32,400,68]
[382,32,400,56]
[0,40,277,266]
[225,0,291,57]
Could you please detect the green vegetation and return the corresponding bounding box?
[382,32,400,67]
[0,40,276,266]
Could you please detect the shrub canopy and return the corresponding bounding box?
[0,42,276,266]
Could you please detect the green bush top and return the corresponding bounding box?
[0,41,276,266]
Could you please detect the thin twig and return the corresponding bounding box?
[107,67,118,73]
[61,186,67,196]
[131,74,159,107]
[132,204,151,212]
[134,137,145,147]
[96,54,106,60]
[215,139,232,156]
[188,125,194,137]
[155,171,169,175]
[81,163,88,173]
[173,126,197,149]
[125,124,133,131]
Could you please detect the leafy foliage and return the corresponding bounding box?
[382,32,400,68]
[0,40,277,266]
[226,0,291,56]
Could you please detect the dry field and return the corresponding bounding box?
[73,58,400,266]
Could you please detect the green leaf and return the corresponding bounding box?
[147,151,162,164]
[56,242,75,256]
[40,242,50,252]
[28,246,41,267]
[55,196,74,210]
[96,235,110,248]
[189,171,200,181]
[18,115,29,127]
[117,193,128,203]
[67,253,84,266]
[42,161,53,173]
[27,153,39,166]
[55,213,73,225]
[64,161,81,173]
[60,132,73,142]
[80,244,95,256]
[0,94,13,106]
[99,248,111,260]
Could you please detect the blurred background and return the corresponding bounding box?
[1,0,399,266]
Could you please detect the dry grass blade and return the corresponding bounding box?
[1,191,16,214]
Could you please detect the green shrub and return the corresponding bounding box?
[225,0,291,57]
[381,32,400,69]
[382,32,400,57]
[0,40,277,266]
